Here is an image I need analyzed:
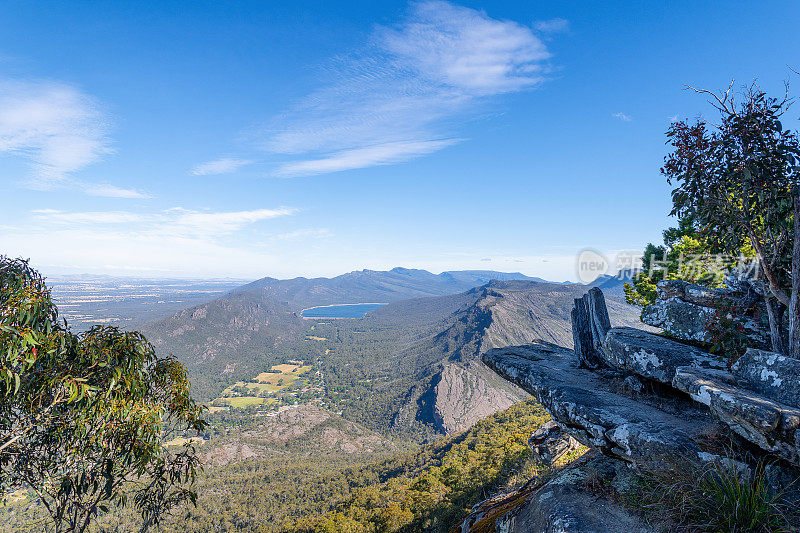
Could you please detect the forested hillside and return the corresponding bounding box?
[144,274,643,440]
[141,268,538,401]
[49,401,549,532]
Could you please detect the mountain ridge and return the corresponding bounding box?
[142,271,645,437]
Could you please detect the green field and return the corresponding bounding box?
[211,364,313,409]
[219,397,268,408]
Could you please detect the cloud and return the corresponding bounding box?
[4,206,307,278]
[265,1,554,177]
[32,206,296,237]
[32,209,142,225]
[191,157,253,176]
[271,228,332,241]
[0,80,111,187]
[274,139,459,177]
[80,182,152,199]
[168,207,296,234]
[613,112,632,122]
[533,18,569,34]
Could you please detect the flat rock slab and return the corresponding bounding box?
[673,366,800,466]
[733,348,800,409]
[603,327,725,384]
[483,341,724,470]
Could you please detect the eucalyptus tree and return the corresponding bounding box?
[0,257,206,532]
[662,83,800,355]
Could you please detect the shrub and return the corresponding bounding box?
[634,454,793,532]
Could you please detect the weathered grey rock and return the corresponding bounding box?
[489,454,657,533]
[586,287,611,351]
[642,298,769,346]
[571,298,597,368]
[641,297,713,342]
[570,288,610,369]
[602,326,726,384]
[529,421,583,466]
[657,279,728,308]
[725,264,764,295]
[673,365,800,466]
[642,279,769,347]
[732,348,800,409]
[623,374,644,394]
[483,341,726,470]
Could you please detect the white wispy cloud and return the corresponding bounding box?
[533,18,569,34]
[32,209,142,225]
[613,112,632,122]
[8,206,302,277]
[80,182,152,199]
[274,139,459,178]
[271,228,332,241]
[167,207,296,234]
[191,157,253,176]
[266,1,556,178]
[0,80,111,187]
[32,206,296,237]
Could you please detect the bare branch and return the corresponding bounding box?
[685,79,736,114]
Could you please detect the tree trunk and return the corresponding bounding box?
[790,194,800,357]
[765,294,787,355]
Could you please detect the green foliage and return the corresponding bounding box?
[662,84,800,355]
[292,400,549,532]
[0,257,206,532]
[624,217,741,308]
[706,300,754,368]
[633,455,793,532]
[57,400,548,533]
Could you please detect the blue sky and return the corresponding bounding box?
[0,1,798,281]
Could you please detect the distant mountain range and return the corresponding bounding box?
[142,268,644,437]
[232,267,551,310]
[588,268,636,297]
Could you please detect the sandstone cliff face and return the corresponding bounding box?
[431,362,523,434]
[419,281,646,435]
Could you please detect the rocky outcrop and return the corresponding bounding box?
[484,341,726,470]
[656,279,732,307]
[570,288,610,368]
[641,279,769,347]
[732,348,800,408]
[479,283,800,531]
[672,366,800,465]
[640,297,714,342]
[458,453,657,533]
[602,326,725,384]
[528,421,582,467]
[486,286,800,469]
[495,454,656,533]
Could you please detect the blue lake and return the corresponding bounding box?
[300,303,387,319]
